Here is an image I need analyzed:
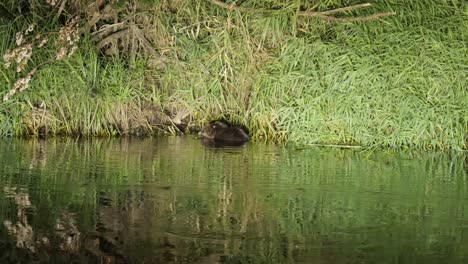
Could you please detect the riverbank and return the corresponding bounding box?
[0,1,466,150]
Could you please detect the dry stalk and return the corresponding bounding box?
[130,24,160,57]
[93,22,167,67]
[208,0,395,22]
[96,28,130,49]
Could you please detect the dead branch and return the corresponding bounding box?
[91,22,127,42]
[86,1,120,29]
[55,0,68,20]
[94,23,167,68]
[208,0,395,22]
[130,25,159,57]
[96,28,130,49]
[318,3,370,15]
[208,0,269,13]
[308,12,396,22]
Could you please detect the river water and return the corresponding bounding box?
[0,137,467,263]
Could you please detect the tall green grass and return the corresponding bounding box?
[0,0,466,150]
[0,34,158,136]
[157,0,468,150]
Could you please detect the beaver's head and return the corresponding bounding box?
[201,121,228,139]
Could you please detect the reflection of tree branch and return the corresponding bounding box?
[4,220,36,252]
[208,0,395,22]
[56,213,81,253]
[3,187,36,252]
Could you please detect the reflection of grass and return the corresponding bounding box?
[0,138,467,261]
[0,1,467,150]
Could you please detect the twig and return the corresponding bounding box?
[208,0,269,13]
[318,3,370,15]
[130,25,159,57]
[302,12,396,22]
[130,24,167,67]
[91,22,127,43]
[96,28,130,49]
[55,0,68,20]
[208,0,395,22]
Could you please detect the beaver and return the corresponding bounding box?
[200,121,249,145]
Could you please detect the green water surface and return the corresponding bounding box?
[0,137,467,263]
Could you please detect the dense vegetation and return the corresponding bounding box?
[0,0,466,150]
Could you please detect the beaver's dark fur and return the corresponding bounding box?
[201,121,249,145]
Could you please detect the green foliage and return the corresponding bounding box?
[157,0,467,150]
[0,0,467,150]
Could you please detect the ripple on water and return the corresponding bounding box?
[0,137,467,263]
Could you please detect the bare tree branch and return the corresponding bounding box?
[130,25,164,60]
[208,0,269,13]
[319,3,371,15]
[55,0,68,20]
[314,12,396,22]
[96,28,130,49]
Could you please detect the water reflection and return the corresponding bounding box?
[0,137,467,263]
[200,137,249,148]
[3,187,38,253]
